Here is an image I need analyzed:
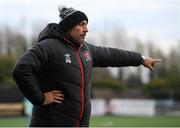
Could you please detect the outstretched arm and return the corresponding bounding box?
[86,43,162,70]
[86,43,144,67]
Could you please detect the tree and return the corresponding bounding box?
[167,44,180,76]
[0,55,16,86]
[1,26,27,57]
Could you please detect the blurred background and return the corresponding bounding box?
[0,0,180,127]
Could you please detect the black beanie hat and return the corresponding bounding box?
[58,7,88,32]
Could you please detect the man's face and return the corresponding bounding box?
[68,20,88,44]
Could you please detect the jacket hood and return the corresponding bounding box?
[37,23,82,48]
[38,23,65,42]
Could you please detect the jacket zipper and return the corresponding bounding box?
[63,37,85,127]
[76,50,85,127]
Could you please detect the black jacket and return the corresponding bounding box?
[12,23,144,127]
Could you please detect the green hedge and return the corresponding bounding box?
[92,79,124,91]
[143,76,180,100]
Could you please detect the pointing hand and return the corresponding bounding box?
[143,57,162,71]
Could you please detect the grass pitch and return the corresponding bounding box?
[0,116,179,127]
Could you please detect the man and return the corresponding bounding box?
[12,7,161,127]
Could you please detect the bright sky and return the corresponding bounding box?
[0,0,180,52]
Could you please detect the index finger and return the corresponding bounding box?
[154,59,162,62]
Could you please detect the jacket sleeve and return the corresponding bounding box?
[86,43,144,67]
[12,42,51,105]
